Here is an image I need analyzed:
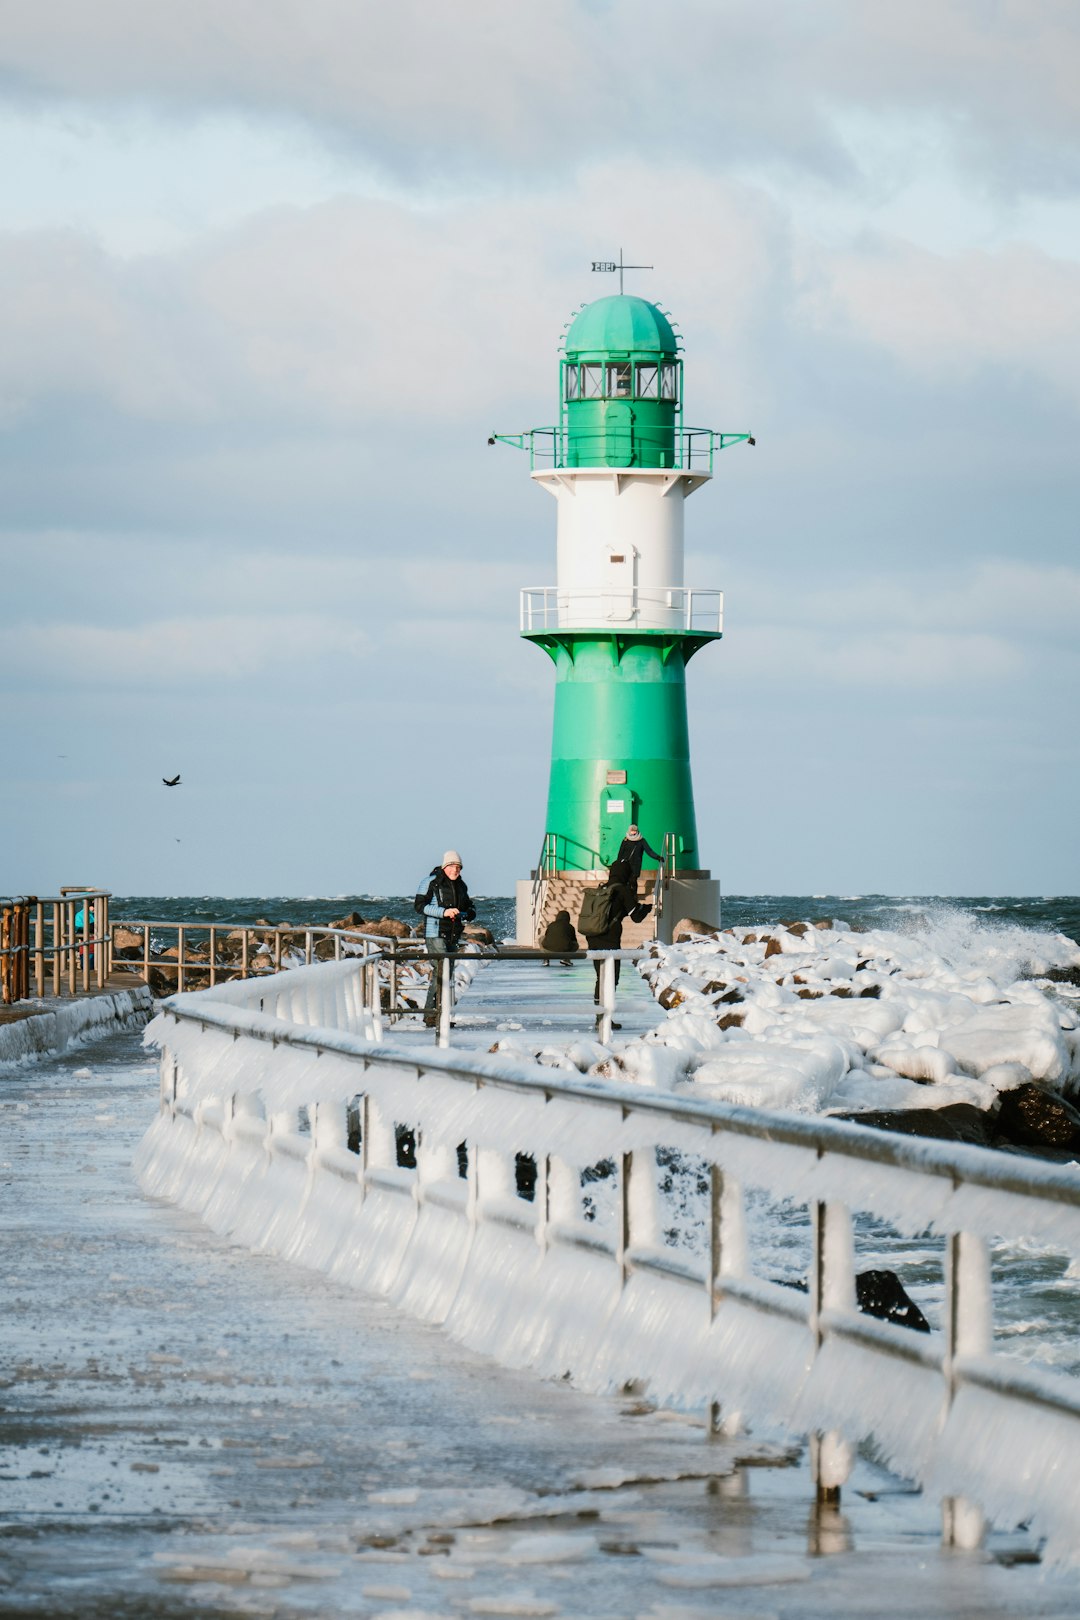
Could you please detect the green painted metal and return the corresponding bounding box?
[562,294,681,469]
[490,426,751,472]
[563,295,679,356]
[523,632,716,872]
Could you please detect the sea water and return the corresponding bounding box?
[111,892,1080,948]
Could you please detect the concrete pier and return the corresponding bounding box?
[0,978,151,1068]
[3,1028,1077,1615]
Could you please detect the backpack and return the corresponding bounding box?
[577,882,621,937]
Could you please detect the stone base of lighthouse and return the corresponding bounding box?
[516,871,721,948]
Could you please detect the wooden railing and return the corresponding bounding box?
[0,890,112,1003]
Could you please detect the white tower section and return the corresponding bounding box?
[520,467,722,636]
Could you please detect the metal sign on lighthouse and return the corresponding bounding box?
[493,269,753,944]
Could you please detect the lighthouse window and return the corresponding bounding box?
[565,365,581,401]
[636,363,658,399]
[581,364,603,398]
[606,362,632,398]
[660,362,678,401]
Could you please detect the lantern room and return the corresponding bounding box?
[561,295,682,469]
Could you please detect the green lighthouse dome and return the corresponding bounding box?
[563,294,679,360]
[560,295,682,469]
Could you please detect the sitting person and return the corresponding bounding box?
[540,909,578,966]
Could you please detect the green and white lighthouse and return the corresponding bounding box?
[495,286,752,943]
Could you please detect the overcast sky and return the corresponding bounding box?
[2,0,1078,899]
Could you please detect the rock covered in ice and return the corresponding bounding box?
[633,910,1080,1120]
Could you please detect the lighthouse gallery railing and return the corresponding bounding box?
[520,586,722,635]
[146,955,1080,1561]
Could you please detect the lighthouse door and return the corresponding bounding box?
[604,401,635,467]
[600,787,637,865]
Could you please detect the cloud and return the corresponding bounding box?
[2,1,1079,195]
[723,617,1025,693]
[722,561,1080,643]
[799,238,1080,403]
[0,613,370,685]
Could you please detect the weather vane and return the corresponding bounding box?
[591,248,653,295]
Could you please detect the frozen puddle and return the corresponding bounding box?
[2,1031,1080,1616]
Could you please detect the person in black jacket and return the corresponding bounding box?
[540,909,578,966]
[413,850,476,1027]
[615,824,663,882]
[582,860,644,1014]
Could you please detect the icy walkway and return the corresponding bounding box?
[422,956,662,1050]
[3,1032,1080,1617]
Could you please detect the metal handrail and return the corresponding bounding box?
[152,966,1080,1550]
[529,832,556,947]
[491,426,752,472]
[651,832,677,929]
[520,585,723,636]
[110,916,641,1027]
[0,890,112,1003]
[109,918,430,998]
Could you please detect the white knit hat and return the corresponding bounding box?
[441,850,463,867]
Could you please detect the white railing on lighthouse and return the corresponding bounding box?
[140,956,1080,1563]
[520,586,723,635]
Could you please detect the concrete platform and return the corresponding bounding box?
[0,978,152,1067]
[394,955,662,1050]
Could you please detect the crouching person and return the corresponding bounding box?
[540,909,578,966]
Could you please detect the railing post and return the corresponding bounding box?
[15,903,27,1000]
[160,1048,178,1115]
[942,1231,991,1551]
[359,1091,370,1202]
[535,1147,551,1254]
[708,1157,747,1438]
[617,1129,632,1289]
[810,1199,856,1504]
[241,928,250,980]
[438,954,452,1049]
[599,954,616,1043]
[177,925,186,995]
[81,899,90,994]
[466,1079,481,1223]
[209,925,218,986]
[34,900,44,999]
[305,929,313,966]
[94,895,105,990]
[369,956,384,1044]
[67,901,76,996]
[13,903,22,1001]
[389,939,399,1022]
[0,905,10,1005]
[52,900,61,997]
[21,902,30,999]
[273,929,282,975]
[102,894,111,982]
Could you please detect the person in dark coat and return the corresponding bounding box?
[413,850,476,1027]
[540,909,578,966]
[582,860,647,1014]
[616,824,663,882]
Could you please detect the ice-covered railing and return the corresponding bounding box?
[138,962,1080,1562]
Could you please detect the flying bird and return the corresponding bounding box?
[163,775,181,787]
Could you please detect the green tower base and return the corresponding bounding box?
[524,629,717,871]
